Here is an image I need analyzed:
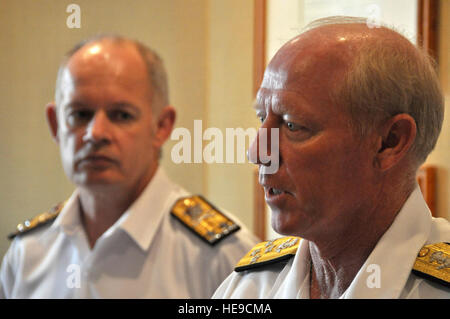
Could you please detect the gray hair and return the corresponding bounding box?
[55,34,170,115]
[304,16,444,165]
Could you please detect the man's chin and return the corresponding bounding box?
[71,172,123,189]
[271,211,306,238]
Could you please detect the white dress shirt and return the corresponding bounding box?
[0,168,258,298]
[213,186,450,299]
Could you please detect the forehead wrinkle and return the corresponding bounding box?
[256,88,313,120]
[272,92,321,125]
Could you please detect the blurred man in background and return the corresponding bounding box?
[0,35,257,298]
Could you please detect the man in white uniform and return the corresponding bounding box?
[213,17,449,299]
[0,35,258,298]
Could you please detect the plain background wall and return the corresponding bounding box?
[426,0,450,219]
[0,0,257,257]
[205,0,259,231]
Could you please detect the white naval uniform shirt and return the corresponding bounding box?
[0,168,258,298]
[213,186,450,299]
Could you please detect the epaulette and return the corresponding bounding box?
[170,195,240,245]
[8,201,66,240]
[235,236,300,272]
[412,242,450,287]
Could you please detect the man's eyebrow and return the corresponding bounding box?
[111,101,139,109]
[64,101,89,109]
[64,101,140,110]
[272,102,302,117]
[252,91,311,119]
[110,102,142,116]
[253,94,266,110]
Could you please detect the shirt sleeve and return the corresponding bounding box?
[207,227,258,297]
[0,236,24,299]
[0,277,4,299]
[211,271,238,298]
[0,243,15,299]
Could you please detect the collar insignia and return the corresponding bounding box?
[235,236,300,272]
[171,195,240,246]
[412,242,450,287]
[8,201,66,240]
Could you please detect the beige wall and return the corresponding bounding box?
[425,0,450,219]
[204,0,258,230]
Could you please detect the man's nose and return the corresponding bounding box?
[83,111,112,144]
[247,126,272,166]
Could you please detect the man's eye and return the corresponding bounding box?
[68,110,93,123]
[285,122,306,132]
[111,110,134,121]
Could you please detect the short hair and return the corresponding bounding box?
[304,16,444,165]
[54,34,170,115]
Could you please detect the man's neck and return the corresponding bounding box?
[308,183,414,299]
[77,188,133,249]
[77,167,158,249]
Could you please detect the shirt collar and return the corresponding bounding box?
[340,185,432,298]
[51,188,82,235]
[274,238,311,298]
[51,167,182,252]
[118,167,182,251]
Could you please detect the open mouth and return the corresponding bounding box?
[264,187,292,207]
[265,187,291,201]
[269,187,284,195]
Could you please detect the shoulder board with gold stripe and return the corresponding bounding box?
[170,195,240,246]
[412,242,450,287]
[8,201,66,240]
[235,236,300,272]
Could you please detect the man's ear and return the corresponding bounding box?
[46,102,59,144]
[374,114,417,171]
[153,106,176,148]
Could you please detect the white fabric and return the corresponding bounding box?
[213,186,450,299]
[0,168,258,298]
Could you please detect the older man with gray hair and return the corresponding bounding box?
[213,17,449,299]
[0,35,258,298]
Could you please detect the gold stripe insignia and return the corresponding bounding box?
[412,242,450,287]
[235,236,300,272]
[170,195,240,245]
[8,201,66,240]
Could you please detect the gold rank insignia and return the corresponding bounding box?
[8,201,66,240]
[235,236,301,272]
[170,195,240,245]
[412,242,450,287]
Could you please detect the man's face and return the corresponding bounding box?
[52,42,160,193]
[250,33,379,239]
